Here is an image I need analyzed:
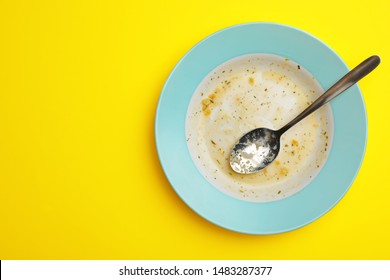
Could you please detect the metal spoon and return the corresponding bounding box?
[230,55,380,174]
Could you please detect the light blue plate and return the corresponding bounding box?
[155,23,367,234]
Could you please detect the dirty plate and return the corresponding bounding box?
[155,23,367,234]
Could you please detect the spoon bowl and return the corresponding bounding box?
[230,55,380,174]
[230,128,280,174]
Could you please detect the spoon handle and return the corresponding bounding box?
[278,55,380,135]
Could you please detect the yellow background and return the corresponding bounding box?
[1,0,389,259]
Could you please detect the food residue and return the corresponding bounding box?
[186,54,333,202]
